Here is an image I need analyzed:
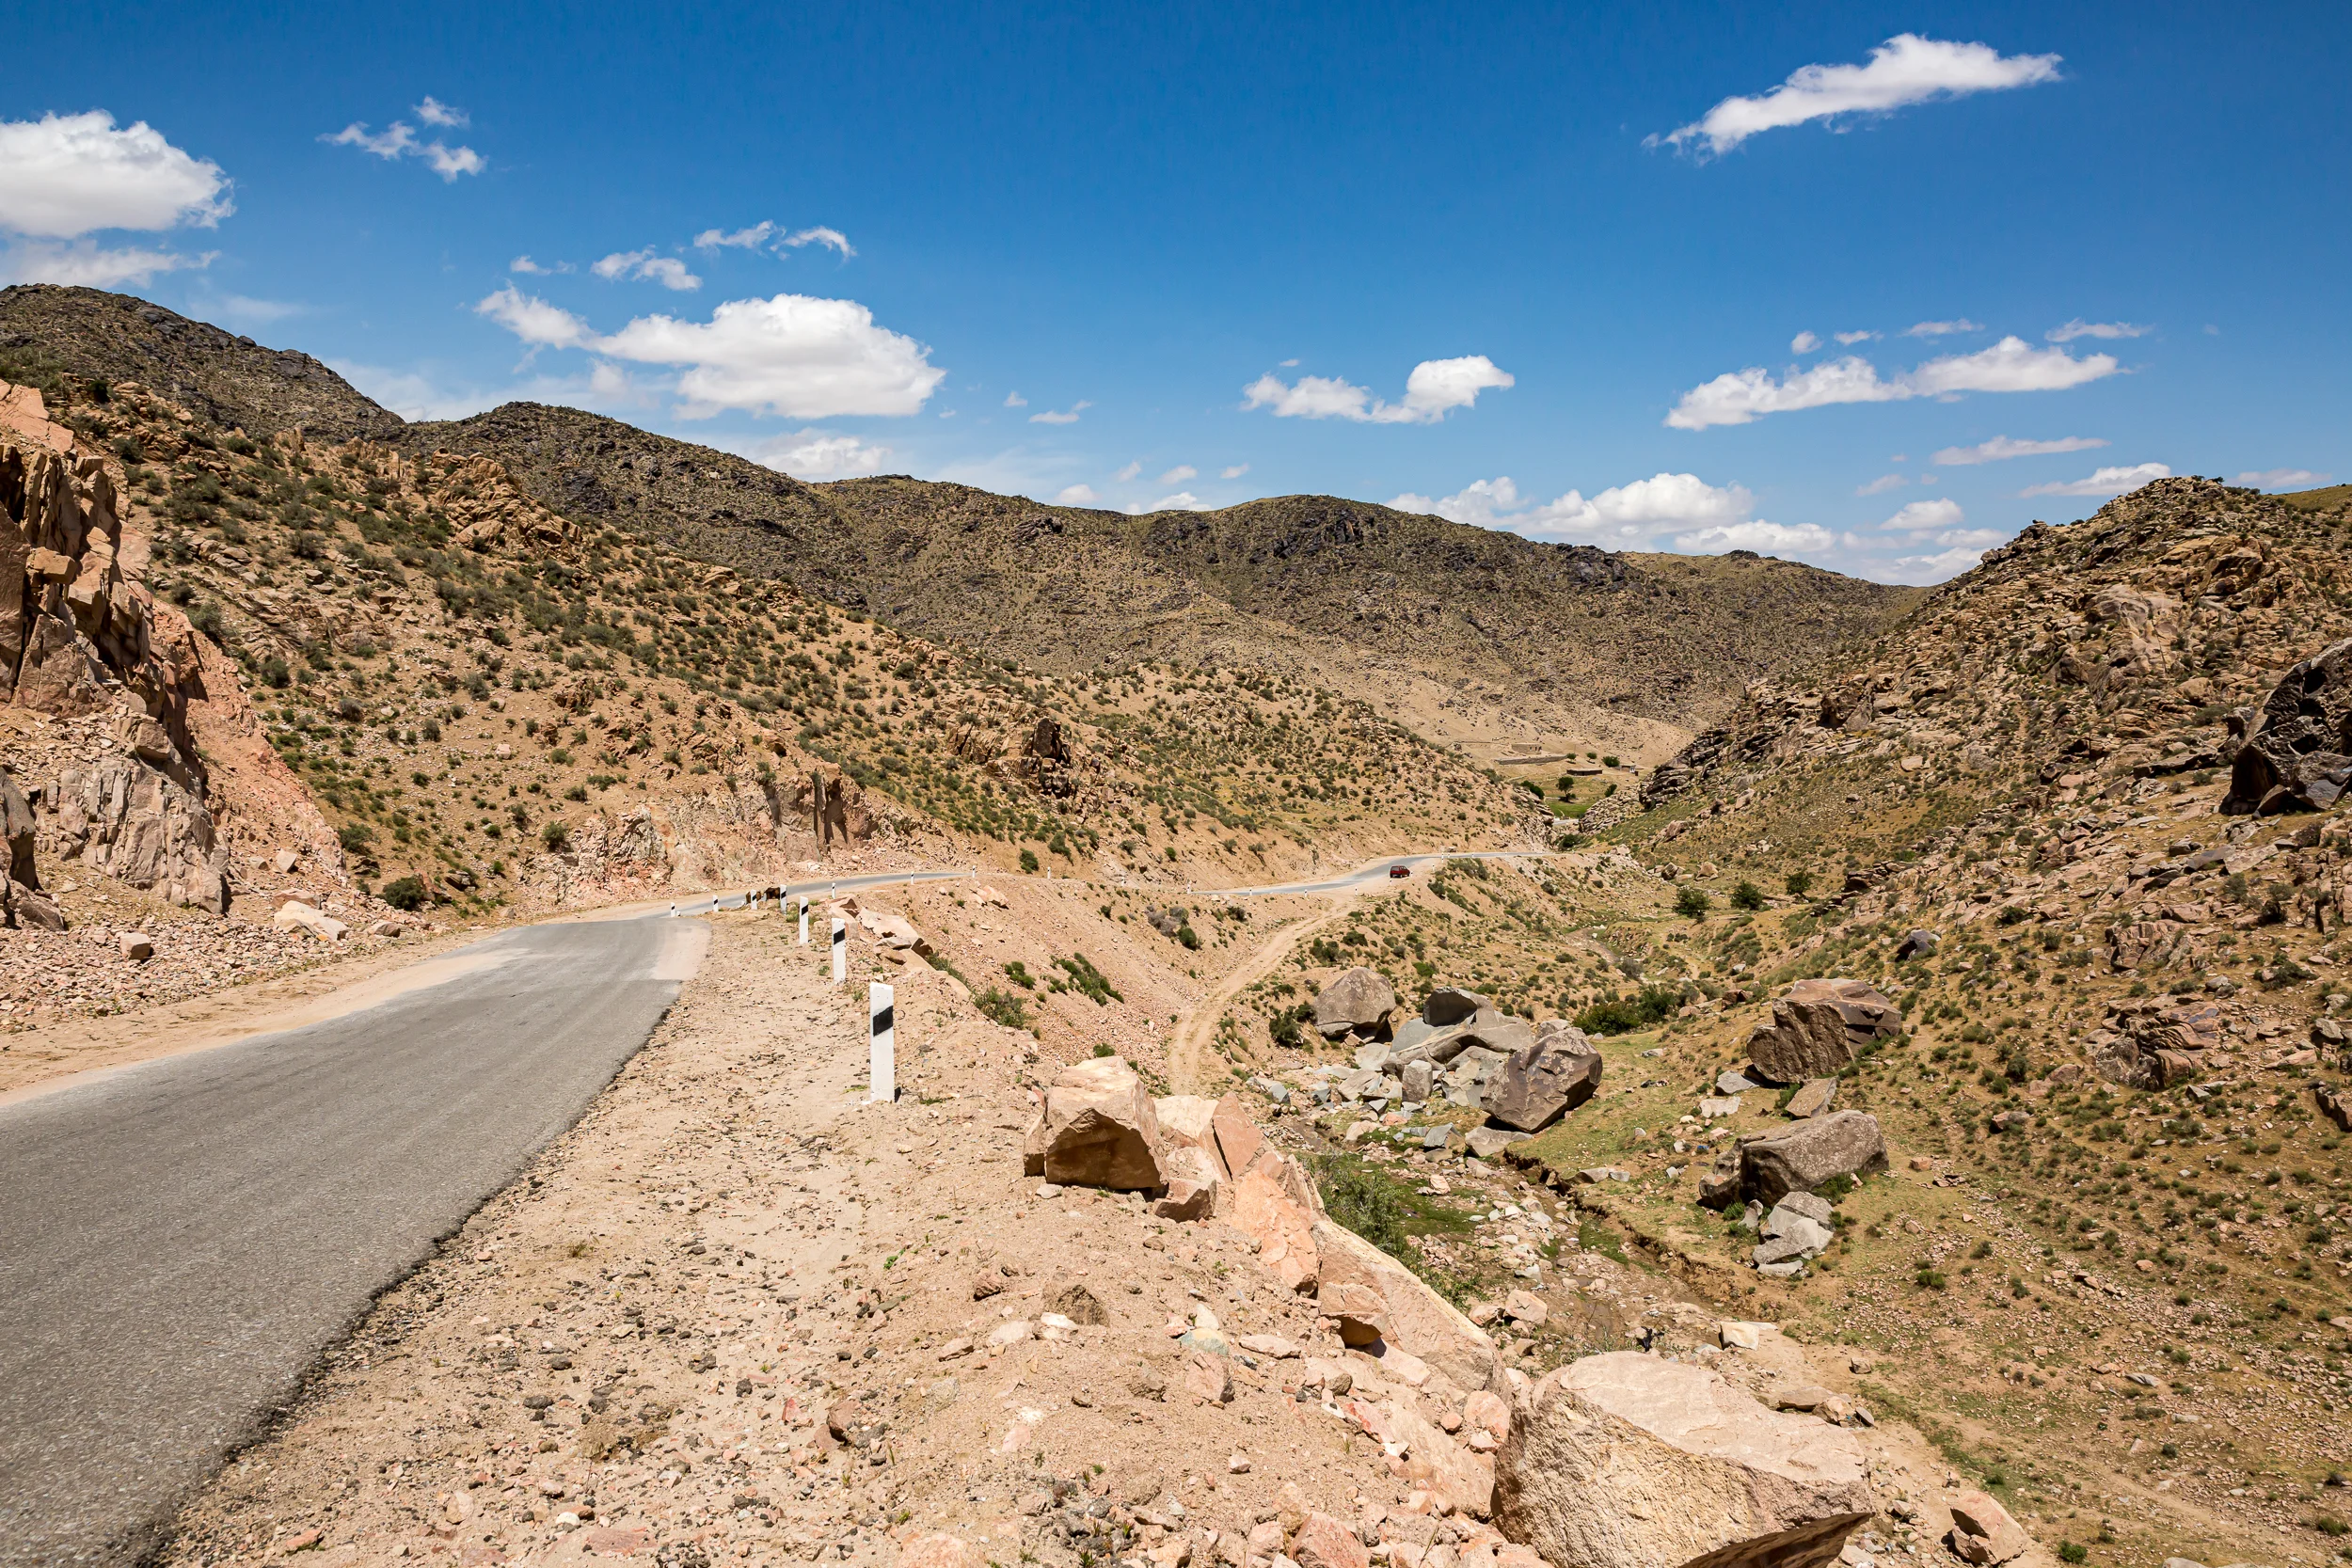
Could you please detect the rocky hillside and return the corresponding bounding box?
[0,284,400,444]
[0,290,1917,767]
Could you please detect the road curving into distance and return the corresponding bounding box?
[0,864,967,1566]
[1208,848,1550,900]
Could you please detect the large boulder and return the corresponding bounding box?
[1312,967,1396,1038]
[1483,1022,1604,1132]
[1744,979,1899,1083]
[2091,1001,2223,1088]
[2222,638,2352,814]
[1492,1352,1876,1568]
[1737,1112,1887,1207]
[1022,1055,1165,1192]
[1945,1490,2032,1564]
[1422,987,1491,1026]
[1,773,37,888]
[1312,1220,1500,1392]
[1229,1153,1323,1291]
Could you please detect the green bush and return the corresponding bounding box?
[1786,870,1814,897]
[337,823,375,853]
[1176,924,1201,950]
[1730,880,1765,911]
[1674,885,1711,919]
[541,820,570,850]
[1019,848,1040,873]
[380,875,428,911]
[1052,953,1121,1005]
[973,987,1032,1032]
[1317,1161,1413,1255]
[1574,984,1679,1036]
[1004,960,1036,990]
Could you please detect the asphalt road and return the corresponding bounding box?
[667,866,971,917]
[1214,849,1549,898]
[0,915,704,1565]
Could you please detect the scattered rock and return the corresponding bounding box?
[1502,1290,1548,1327]
[1715,1069,1759,1095]
[1493,1352,1875,1568]
[2222,638,2352,814]
[1464,1127,1528,1160]
[271,901,350,942]
[1893,929,1939,961]
[118,930,153,960]
[1422,987,1491,1027]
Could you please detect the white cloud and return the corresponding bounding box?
[1159,465,1197,484]
[473,285,596,349]
[510,255,559,275]
[785,226,853,259]
[588,294,945,419]
[1391,471,1762,546]
[1667,337,2121,430]
[1113,461,1142,483]
[1002,390,1026,407]
[0,111,230,239]
[1932,527,2009,547]
[421,143,485,180]
[1056,483,1098,505]
[696,222,774,249]
[1145,492,1212,513]
[1881,498,1965,531]
[1888,544,1990,582]
[2238,468,2330,490]
[1242,355,1513,424]
[1220,464,1249,479]
[202,292,306,326]
[2019,462,2170,498]
[1855,473,1908,495]
[2047,319,2150,342]
[746,428,894,480]
[414,97,469,128]
[0,241,212,287]
[1789,331,1820,353]
[593,248,702,291]
[323,113,483,182]
[1656,33,2062,155]
[1834,329,1879,345]
[1904,317,1982,337]
[691,221,854,259]
[325,121,415,160]
[1674,521,1836,553]
[1028,401,1091,425]
[1931,434,2107,465]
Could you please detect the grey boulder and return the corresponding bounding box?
[1482,1022,1603,1132]
[1739,1112,1888,1207]
[1312,966,1397,1037]
[1745,979,1900,1084]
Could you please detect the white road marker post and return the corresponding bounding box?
[830,916,847,986]
[868,980,896,1103]
[798,896,810,945]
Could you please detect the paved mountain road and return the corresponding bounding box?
[1208,848,1549,899]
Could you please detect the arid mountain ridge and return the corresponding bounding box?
[0,285,1918,760]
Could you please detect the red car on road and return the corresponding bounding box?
[1389,864,1411,878]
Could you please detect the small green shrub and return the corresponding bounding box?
[1730,880,1765,911]
[1675,885,1711,919]
[1019,848,1040,873]
[380,875,428,911]
[973,987,1032,1032]
[541,820,570,850]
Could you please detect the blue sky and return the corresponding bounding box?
[2,2,2344,584]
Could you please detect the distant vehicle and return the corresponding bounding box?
[1389,864,1411,879]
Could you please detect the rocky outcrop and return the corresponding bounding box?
[1023,1055,1165,1191]
[1482,1021,1603,1132]
[37,754,229,912]
[2222,638,2352,815]
[2090,1000,2223,1088]
[1944,1490,2032,1564]
[1493,1352,1875,1568]
[1744,979,1899,1083]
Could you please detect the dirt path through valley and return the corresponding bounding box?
[1167,895,1356,1092]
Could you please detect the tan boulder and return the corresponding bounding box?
[1156,1095,1220,1152]
[1209,1094,1265,1179]
[1945,1490,2031,1564]
[1229,1158,1321,1291]
[1493,1352,1874,1568]
[1356,1400,1494,1516]
[1023,1054,1165,1191]
[1313,1220,1500,1392]
[1154,1144,1221,1221]
[273,901,350,942]
[1289,1513,1369,1568]
[1483,1022,1603,1132]
[1745,978,1899,1083]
